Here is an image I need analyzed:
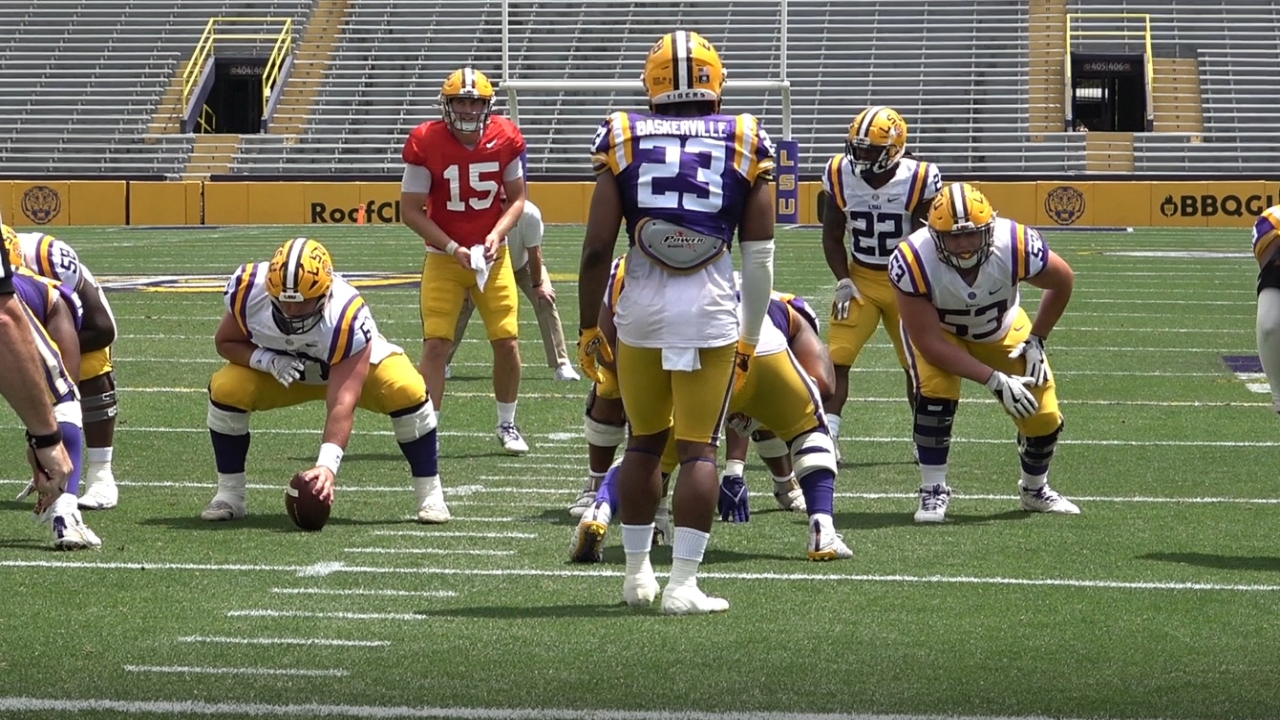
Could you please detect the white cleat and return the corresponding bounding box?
[914,484,951,524]
[1019,482,1081,514]
[553,363,581,381]
[567,489,596,518]
[660,584,729,615]
[78,476,119,510]
[569,501,611,563]
[51,506,102,551]
[774,486,806,512]
[200,496,246,522]
[807,518,853,561]
[497,422,529,455]
[416,497,452,524]
[623,571,659,608]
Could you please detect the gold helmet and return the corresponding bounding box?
[642,31,726,108]
[846,106,908,176]
[927,183,997,270]
[439,67,495,134]
[2,224,20,270]
[266,238,333,335]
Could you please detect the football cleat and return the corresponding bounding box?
[51,507,102,551]
[200,496,246,522]
[914,484,951,523]
[443,365,452,380]
[807,517,853,561]
[78,476,118,510]
[569,502,611,564]
[660,583,729,615]
[773,479,806,512]
[1019,483,1080,514]
[567,488,596,518]
[623,570,659,608]
[416,497,452,524]
[497,422,529,455]
[653,502,672,546]
[554,363,581,382]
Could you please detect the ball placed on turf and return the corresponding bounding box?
[284,472,331,531]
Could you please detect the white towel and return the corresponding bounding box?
[661,347,701,372]
[470,246,492,293]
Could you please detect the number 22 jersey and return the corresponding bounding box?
[590,111,776,348]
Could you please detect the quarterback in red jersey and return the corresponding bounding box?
[401,66,530,454]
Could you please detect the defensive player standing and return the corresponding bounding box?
[888,183,1079,522]
[401,67,530,454]
[821,107,941,461]
[577,31,777,614]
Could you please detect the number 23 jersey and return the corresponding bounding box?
[888,217,1048,343]
[224,264,399,383]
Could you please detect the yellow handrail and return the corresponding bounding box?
[1065,13,1155,130]
[180,17,294,119]
[198,104,217,133]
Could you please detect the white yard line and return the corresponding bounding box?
[342,547,516,557]
[369,530,537,539]
[123,665,348,677]
[270,587,458,598]
[177,635,390,648]
[227,609,429,621]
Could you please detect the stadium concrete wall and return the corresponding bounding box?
[0,180,1276,229]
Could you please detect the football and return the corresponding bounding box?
[284,472,331,532]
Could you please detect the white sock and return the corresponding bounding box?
[621,523,654,575]
[216,472,246,500]
[668,527,710,589]
[497,401,517,425]
[827,414,841,439]
[920,463,947,490]
[586,471,606,492]
[414,475,443,504]
[53,491,79,515]
[86,447,114,482]
[809,512,834,530]
[1258,288,1280,412]
[1020,470,1048,491]
[87,446,113,466]
[724,459,745,478]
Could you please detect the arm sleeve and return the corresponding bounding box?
[401,164,431,194]
[738,239,775,346]
[503,157,523,182]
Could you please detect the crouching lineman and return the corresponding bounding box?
[888,183,1079,522]
[5,225,120,509]
[201,238,449,524]
[11,268,101,548]
[1250,205,1280,415]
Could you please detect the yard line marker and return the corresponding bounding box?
[343,547,515,557]
[228,609,428,621]
[370,530,537,539]
[271,587,458,598]
[297,561,345,578]
[177,635,390,648]
[123,665,348,678]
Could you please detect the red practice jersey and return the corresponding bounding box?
[401,116,526,248]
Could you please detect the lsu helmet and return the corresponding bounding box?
[642,31,726,107]
[927,183,997,270]
[439,67,495,134]
[846,106,907,176]
[2,224,20,270]
[266,238,333,335]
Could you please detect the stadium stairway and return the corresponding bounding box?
[1151,57,1203,136]
[148,60,192,135]
[1028,0,1067,137]
[183,133,239,176]
[1085,130,1134,171]
[272,0,350,136]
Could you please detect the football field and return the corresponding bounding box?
[0,224,1276,720]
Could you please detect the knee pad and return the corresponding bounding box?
[1019,421,1063,468]
[80,372,118,423]
[753,435,789,459]
[584,415,625,448]
[207,400,249,436]
[789,430,837,479]
[391,401,438,443]
[54,400,82,427]
[914,396,957,449]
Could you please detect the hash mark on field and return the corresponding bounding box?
[370,530,537,539]
[123,664,348,677]
[297,561,345,577]
[343,547,515,556]
[228,609,429,621]
[271,587,458,598]
[178,635,390,648]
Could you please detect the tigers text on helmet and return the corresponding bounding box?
[2,224,20,269]
[846,106,907,177]
[927,183,997,271]
[642,31,726,108]
[266,238,334,335]
[439,67,495,135]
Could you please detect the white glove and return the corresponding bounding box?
[984,371,1039,419]
[250,348,305,388]
[831,278,863,320]
[1008,334,1050,387]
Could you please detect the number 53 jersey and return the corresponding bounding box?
[590,111,776,348]
[888,217,1048,344]
[224,263,400,383]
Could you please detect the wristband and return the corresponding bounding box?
[316,442,344,475]
[444,240,460,255]
[26,427,63,450]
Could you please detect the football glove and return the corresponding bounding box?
[249,349,306,388]
[718,473,750,523]
[732,339,755,395]
[576,327,613,384]
[985,370,1039,419]
[1008,334,1050,387]
[831,278,864,320]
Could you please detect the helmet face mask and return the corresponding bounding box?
[932,226,994,270]
[927,183,996,271]
[439,67,494,135]
[266,238,333,336]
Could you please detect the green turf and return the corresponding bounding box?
[0,224,1276,719]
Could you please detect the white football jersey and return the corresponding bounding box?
[505,200,543,272]
[823,156,943,268]
[224,263,398,384]
[888,217,1049,343]
[19,231,116,333]
[747,291,817,358]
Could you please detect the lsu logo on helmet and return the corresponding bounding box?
[266,238,334,334]
[928,183,997,270]
[642,31,726,106]
[2,224,21,269]
[439,67,495,134]
[846,106,907,176]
